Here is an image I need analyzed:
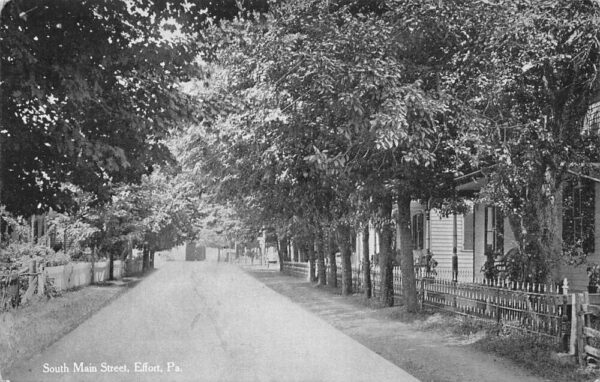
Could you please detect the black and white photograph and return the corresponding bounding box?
[1,0,600,381]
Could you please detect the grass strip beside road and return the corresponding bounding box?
[0,278,140,373]
[248,268,600,382]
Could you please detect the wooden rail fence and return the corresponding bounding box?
[0,259,45,311]
[574,292,600,366]
[419,277,567,338]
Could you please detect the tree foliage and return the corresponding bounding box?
[451,0,600,283]
[0,0,199,215]
[182,0,481,309]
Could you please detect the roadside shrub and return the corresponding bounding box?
[44,250,70,267]
[5,243,54,258]
[0,243,55,269]
[66,247,86,261]
[66,247,100,262]
[0,243,69,268]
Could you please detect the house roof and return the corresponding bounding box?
[567,163,600,183]
[454,166,495,194]
[456,177,488,192]
[455,163,600,195]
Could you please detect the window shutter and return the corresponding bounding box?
[411,213,424,250]
[563,179,575,246]
[583,101,600,136]
[412,214,417,249]
[463,212,474,251]
[563,177,595,253]
[495,207,504,254]
[484,207,491,253]
[418,213,424,250]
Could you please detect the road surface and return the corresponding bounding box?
[7,262,419,382]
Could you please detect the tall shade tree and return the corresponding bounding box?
[441,0,600,283]
[0,0,199,215]
[184,1,477,311]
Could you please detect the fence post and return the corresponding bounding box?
[576,293,586,365]
[584,292,591,364]
[371,267,375,298]
[28,260,35,289]
[22,260,37,304]
[37,260,45,296]
[419,274,425,310]
[561,293,570,353]
[570,293,577,355]
[496,285,501,324]
[452,281,458,309]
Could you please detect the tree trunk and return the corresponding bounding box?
[30,215,35,244]
[37,215,43,243]
[336,224,353,295]
[507,178,563,284]
[398,194,418,312]
[0,44,4,216]
[379,195,395,307]
[44,215,49,247]
[293,241,299,262]
[307,241,317,282]
[109,252,114,281]
[142,245,150,272]
[127,239,133,260]
[91,246,97,285]
[316,227,326,286]
[278,235,288,272]
[362,224,371,299]
[64,229,68,252]
[327,229,337,288]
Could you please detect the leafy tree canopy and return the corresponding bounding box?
[0,0,200,215]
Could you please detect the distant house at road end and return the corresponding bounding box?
[258,228,280,263]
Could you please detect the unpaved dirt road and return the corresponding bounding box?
[6,262,418,382]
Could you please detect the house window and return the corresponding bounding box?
[412,213,424,250]
[583,101,600,136]
[484,206,503,254]
[563,177,595,253]
[463,212,474,251]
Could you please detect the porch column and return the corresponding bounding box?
[425,208,431,254]
[452,212,458,282]
[472,206,476,283]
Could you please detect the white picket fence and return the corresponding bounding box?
[282,261,569,339]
